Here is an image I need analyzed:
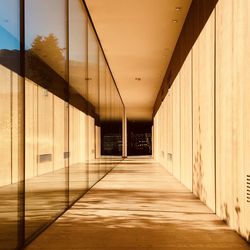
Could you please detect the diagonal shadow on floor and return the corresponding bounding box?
[26,159,250,250]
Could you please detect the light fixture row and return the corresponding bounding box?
[173,6,181,23]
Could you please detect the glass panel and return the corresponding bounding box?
[99,50,107,174]
[0,0,21,249]
[115,89,123,156]
[69,0,88,202]
[101,66,111,157]
[88,23,99,186]
[0,1,125,247]
[101,67,123,160]
[25,0,68,240]
[106,68,114,171]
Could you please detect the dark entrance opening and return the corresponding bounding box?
[101,121,122,156]
[127,121,152,156]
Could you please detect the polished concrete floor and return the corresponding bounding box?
[26,158,250,250]
[0,158,121,250]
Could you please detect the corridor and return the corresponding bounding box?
[26,159,250,250]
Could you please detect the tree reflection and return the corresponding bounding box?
[30,33,65,77]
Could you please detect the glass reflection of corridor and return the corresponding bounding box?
[0,1,124,248]
[26,158,249,250]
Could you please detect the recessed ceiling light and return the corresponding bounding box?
[176,6,182,11]
[172,19,178,23]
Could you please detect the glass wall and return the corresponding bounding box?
[0,1,23,248]
[68,0,88,204]
[88,22,100,187]
[24,0,68,240]
[0,0,124,248]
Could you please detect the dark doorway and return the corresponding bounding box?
[100,121,122,156]
[127,121,152,156]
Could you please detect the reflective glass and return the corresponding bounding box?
[0,0,21,248]
[25,0,68,240]
[69,0,88,203]
[88,23,99,186]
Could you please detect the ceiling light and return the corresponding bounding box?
[172,19,178,23]
[176,6,182,11]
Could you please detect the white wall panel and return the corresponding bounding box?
[192,12,215,211]
[216,0,250,240]
[180,53,192,191]
[172,75,181,180]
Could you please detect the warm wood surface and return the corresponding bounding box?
[172,75,181,181]
[180,52,193,191]
[153,0,218,116]
[154,0,250,241]
[0,65,12,186]
[192,10,215,212]
[216,0,250,239]
[26,158,250,250]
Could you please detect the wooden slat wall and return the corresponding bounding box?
[192,11,215,212]
[153,0,250,241]
[53,96,65,171]
[25,79,38,179]
[37,86,54,175]
[180,53,192,191]
[172,75,181,180]
[0,66,12,186]
[153,0,218,116]
[11,73,20,183]
[216,0,250,240]
[167,88,173,174]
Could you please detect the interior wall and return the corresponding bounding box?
[157,100,165,167]
[166,88,173,174]
[164,99,168,168]
[172,75,181,180]
[0,66,15,186]
[25,79,38,180]
[215,0,250,239]
[192,11,215,211]
[153,113,159,162]
[0,65,21,249]
[154,0,250,241]
[95,126,101,159]
[180,52,192,191]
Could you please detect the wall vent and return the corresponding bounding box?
[168,153,173,161]
[38,154,52,163]
[247,175,250,203]
[64,152,69,159]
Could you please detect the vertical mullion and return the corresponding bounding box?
[86,21,89,189]
[95,48,101,160]
[214,6,217,214]
[191,49,194,193]
[18,0,25,247]
[10,72,13,183]
[179,72,181,182]
[66,0,70,208]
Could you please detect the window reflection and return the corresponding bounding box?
[24,0,68,240]
[0,0,124,248]
[69,0,88,202]
[0,0,21,249]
